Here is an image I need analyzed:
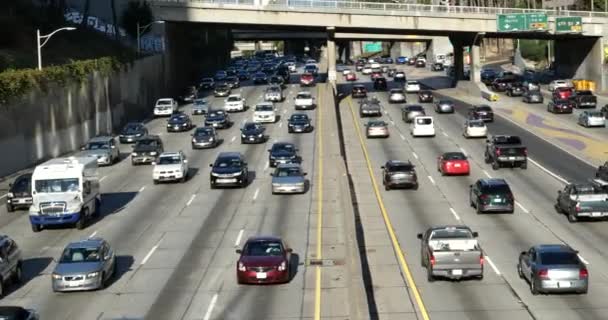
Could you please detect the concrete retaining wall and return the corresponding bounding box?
[0,54,168,178]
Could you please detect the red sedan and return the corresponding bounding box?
[371,71,382,80]
[236,236,292,284]
[438,152,470,176]
[346,72,357,81]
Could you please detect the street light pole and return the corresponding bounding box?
[37,27,77,70]
[137,20,165,54]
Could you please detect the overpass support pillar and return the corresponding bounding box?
[449,36,465,81]
[554,37,605,91]
[327,27,337,84]
[470,44,481,83]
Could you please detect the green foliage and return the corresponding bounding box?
[0,57,121,105]
[520,40,547,63]
[121,1,154,39]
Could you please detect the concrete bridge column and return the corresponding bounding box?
[449,36,465,81]
[327,27,336,83]
[554,37,605,91]
[470,44,482,83]
[351,41,362,59]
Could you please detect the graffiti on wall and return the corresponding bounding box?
[64,8,165,52]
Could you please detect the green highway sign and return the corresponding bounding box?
[497,13,548,32]
[363,42,382,53]
[555,16,583,33]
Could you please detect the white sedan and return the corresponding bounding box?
[548,79,572,91]
[152,152,188,184]
[405,81,421,93]
[463,119,487,138]
[294,91,315,110]
[224,94,245,112]
[253,102,277,123]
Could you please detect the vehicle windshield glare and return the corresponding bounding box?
[35,178,79,193]
[227,96,241,102]
[539,252,579,265]
[243,241,283,256]
[208,111,225,117]
[276,167,302,177]
[60,247,101,263]
[215,157,241,168]
[273,144,295,152]
[291,114,308,121]
[416,118,432,125]
[85,142,110,150]
[430,229,473,239]
[158,156,182,165]
[297,93,311,99]
[157,100,171,105]
[368,121,386,127]
[468,121,485,128]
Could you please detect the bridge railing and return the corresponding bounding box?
[154,0,608,18]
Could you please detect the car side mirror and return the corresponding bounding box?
[8,183,12,187]
[303,172,308,176]
[269,173,274,176]
[235,249,242,254]
[111,145,116,149]
[80,147,85,151]
[209,164,213,167]
[183,159,188,164]
[520,251,527,256]
[286,248,293,253]
[417,233,423,239]
[380,166,385,169]
[267,149,271,152]
[472,232,479,237]
[151,162,156,165]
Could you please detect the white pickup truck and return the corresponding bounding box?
[418,225,484,281]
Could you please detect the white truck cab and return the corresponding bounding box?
[29,157,101,232]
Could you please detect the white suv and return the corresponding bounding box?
[224,94,245,112]
[405,81,421,93]
[294,92,314,110]
[152,152,189,184]
[253,102,277,123]
[154,98,178,117]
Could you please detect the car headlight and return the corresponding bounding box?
[209,137,214,141]
[278,261,287,271]
[241,134,246,138]
[257,133,263,138]
[136,133,142,137]
[86,272,99,278]
[132,152,138,156]
[238,262,246,271]
[7,192,13,198]
[167,124,172,127]
[150,152,157,156]
[52,273,62,280]
[192,138,197,142]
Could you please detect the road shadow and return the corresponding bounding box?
[105,255,135,288]
[289,253,300,282]
[99,192,138,217]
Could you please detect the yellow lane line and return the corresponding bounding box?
[314,84,324,320]
[346,97,431,320]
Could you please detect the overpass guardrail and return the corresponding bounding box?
[152,0,608,18]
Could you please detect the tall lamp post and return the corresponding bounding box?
[137,20,165,54]
[37,27,76,70]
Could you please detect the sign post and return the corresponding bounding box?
[555,16,583,33]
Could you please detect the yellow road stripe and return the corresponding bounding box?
[314,84,324,320]
[346,97,431,320]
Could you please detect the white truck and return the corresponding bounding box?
[29,157,101,232]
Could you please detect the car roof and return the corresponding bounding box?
[66,237,105,249]
[246,236,282,242]
[157,98,173,101]
[218,151,242,158]
[428,225,471,232]
[159,152,181,157]
[139,134,161,140]
[0,306,29,317]
[276,163,301,169]
[297,91,311,95]
[535,244,575,253]
[386,160,412,166]
[478,178,508,186]
[272,142,295,147]
[228,94,241,98]
[89,136,114,143]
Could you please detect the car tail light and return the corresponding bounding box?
[507,193,514,201]
[238,262,246,271]
[278,261,287,271]
[575,203,581,212]
[479,255,484,265]
[429,253,436,266]
[537,269,549,279]
[479,194,488,201]
[579,268,588,279]
[524,149,528,156]
[496,149,501,156]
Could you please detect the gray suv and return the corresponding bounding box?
[0,236,23,297]
[52,238,116,292]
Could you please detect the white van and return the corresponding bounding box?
[434,54,447,64]
[411,116,435,137]
[29,157,101,232]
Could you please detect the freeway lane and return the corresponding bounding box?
[338,64,608,319]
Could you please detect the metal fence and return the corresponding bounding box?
[151,0,608,18]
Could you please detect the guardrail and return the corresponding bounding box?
[151,0,608,18]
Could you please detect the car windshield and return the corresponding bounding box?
[408,81,418,85]
[158,156,182,165]
[272,144,295,152]
[439,100,453,105]
[276,167,302,177]
[267,87,280,93]
[443,152,466,160]
[390,89,404,94]
[11,176,30,193]
[216,85,228,90]
[169,115,187,121]
[588,112,603,117]
[35,178,79,193]
[123,124,141,132]
[408,106,423,111]
[60,247,101,263]
[291,114,308,121]
[430,229,473,239]
[539,251,579,265]
[194,99,206,106]
[420,91,431,95]
[157,100,171,105]
[468,121,485,127]
[388,164,412,172]
[195,128,213,136]
[208,111,225,117]
[416,118,432,125]
[243,241,283,256]
[226,76,237,82]
[136,139,158,147]
[368,121,386,127]
[477,106,492,112]
[256,104,273,111]
[243,123,261,131]
[297,93,311,99]
[85,141,110,150]
[215,157,241,168]
[227,96,241,102]
[202,78,213,83]
[485,184,511,194]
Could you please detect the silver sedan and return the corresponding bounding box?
[434,100,455,113]
[271,163,307,194]
[578,111,605,127]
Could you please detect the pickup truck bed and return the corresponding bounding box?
[556,182,608,222]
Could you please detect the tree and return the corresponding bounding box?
[121,1,154,39]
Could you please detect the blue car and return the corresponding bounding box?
[396,56,408,64]
[384,57,394,64]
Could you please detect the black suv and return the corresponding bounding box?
[240,122,267,144]
[373,77,388,91]
[288,113,313,133]
[6,173,32,212]
[381,160,418,190]
[209,152,249,188]
[119,122,148,143]
[166,113,193,132]
[131,135,164,165]
[469,178,514,214]
[468,105,494,122]
[268,142,300,167]
[418,90,433,103]
[351,85,367,98]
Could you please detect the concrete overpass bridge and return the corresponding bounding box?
[151,0,608,90]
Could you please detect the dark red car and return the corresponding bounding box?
[346,72,357,81]
[236,236,292,284]
[300,73,315,87]
[438,152,470,176]
[553,87,574,100]
[371,71,382,80]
